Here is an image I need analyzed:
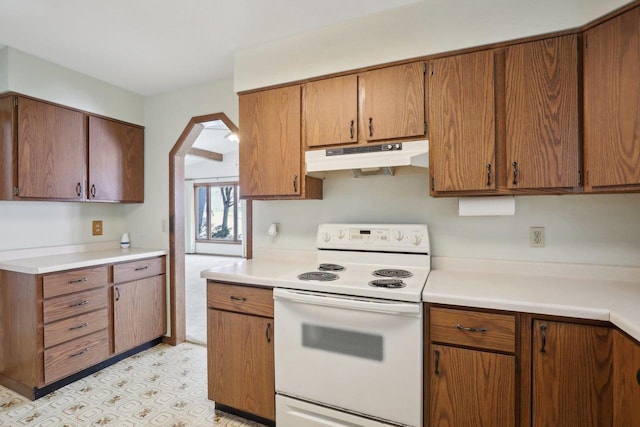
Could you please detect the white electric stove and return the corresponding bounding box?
[274,224,431,427]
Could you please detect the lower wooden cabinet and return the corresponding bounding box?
[0,255,166,399]
[531,320,613,427]
[429,345,515,427]
[207,282,275,421]
[612,330,640,426]
[426,306,517,427]
[113,275,166,354]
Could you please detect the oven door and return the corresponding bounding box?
[274,288,422,427]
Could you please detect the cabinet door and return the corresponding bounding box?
[16,97,85,200]
[113,275,166,354]
[304,75,358,147]
[505,35,580,190]
[239,86,302,198]
[429,51,496,192]
[584,6,640,190]
[429,345,515,427]
[88,116,144,202]
[613,330,640,426]
[532,320,613,427]
[360,63,425,142]
[208,309,274,421]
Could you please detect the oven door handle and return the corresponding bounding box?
[274,288,421,315]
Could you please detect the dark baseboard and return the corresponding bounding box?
[215,403,276,427]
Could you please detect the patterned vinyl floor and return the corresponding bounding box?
[0,343,265,427]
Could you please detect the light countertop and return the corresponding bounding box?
[0,247,167,274]
[200,252,640,342]
[424,257,640,342]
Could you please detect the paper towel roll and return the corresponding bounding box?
[458,196,515,216]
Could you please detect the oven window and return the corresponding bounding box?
[302,324,383,361]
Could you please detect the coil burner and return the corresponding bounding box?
[368,279,407,288]
[298,272,339,281]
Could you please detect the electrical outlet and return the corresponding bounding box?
[92,220,103,236]
[530,226,545,248]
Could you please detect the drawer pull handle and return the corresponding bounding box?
[266,322,272,343]
[115,287,120,302]
[456,324,487,334]
[70,347,89,358]
[539,324,547,353]
[134,266,148,271]
[230,296,247,302]
[636,369,640,386]
[70,322,89,330]
[68,277,88,284]
[368,117,373,137]
[70,300,89,308]
[349,120,355,139]
[434,349,440,375]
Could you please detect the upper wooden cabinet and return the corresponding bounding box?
[0,93,145,203]
[6,96,86,200]
[303,75,358,147]
[584,6,640,192]
[506,34,580,190]
[428,50,496,192]
[302,62,426,149]
[239,86,322,199]
[360,62,425,142]
[88,116,144,202]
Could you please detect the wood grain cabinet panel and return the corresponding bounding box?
[207,282,273,317]
[16,96,86,200]
[239,86,323,199]
[113,275,166,354]
[43,266,108,299]
[505,35,580,190]
[208,308,275,421]
[612,330,640,426]
[44,308,109,348]
[113,256,165,284]
[43,287,108,324]
[429,344,515,427]
[88,116,144,202]
[584,6,640,191]
[304,75,358,147]
[531,320,613,427]
[44,330,109,384]
[428,51,496,192]
[360,62,425,142]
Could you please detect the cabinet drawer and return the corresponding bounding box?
[113,256,165,283]
[44,330,109,384]
[43,287,108,324]
[430,307,516,353]
[44,308,109,348]
[43,266,108,299]
[207,282,273,317]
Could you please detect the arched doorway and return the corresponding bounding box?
[168,113,251,345]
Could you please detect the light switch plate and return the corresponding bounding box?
[92,220,103,236]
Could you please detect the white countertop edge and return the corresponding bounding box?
[609,308,640,343]
[0,248,168,275]
[200,271,275,288]
[0,241,121,262]
[432,256,640,283]
[422,292,612,322]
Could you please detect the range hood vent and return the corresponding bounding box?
[305,140,429,174]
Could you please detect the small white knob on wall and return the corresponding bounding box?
[268,223,279,237]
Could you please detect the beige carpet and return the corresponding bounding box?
[185,254,243,345]
[0,343,266,427]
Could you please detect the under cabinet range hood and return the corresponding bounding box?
[305,140,429,175]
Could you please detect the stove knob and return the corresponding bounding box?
[412,234,422,245]
[395,231,404,241]
[337,230,346,239]
[321,232,331,242]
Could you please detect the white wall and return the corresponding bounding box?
[253,172,640,267]
[123,78,239,250]
[0,48,145,252]
[234,0,629,91]
[185,151,239,180]
[0,47,8,92]
[6,48,144,124]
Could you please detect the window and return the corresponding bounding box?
[195,183,242,243]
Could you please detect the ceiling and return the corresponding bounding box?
[0,0,421,96]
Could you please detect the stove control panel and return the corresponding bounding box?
[317,224,430,254]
